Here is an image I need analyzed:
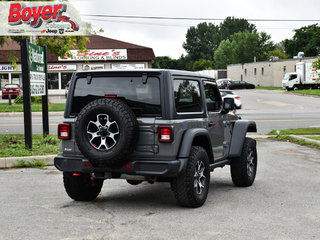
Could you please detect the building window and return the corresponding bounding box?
[254,68,257,75]
[61,72,73,89]
[0,74,9,89]
[48,73,59,89]
[245,69,247,76]
[11,74,22,88]
[261,67,264,75]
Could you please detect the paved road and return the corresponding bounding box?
[234,90,320,133]
[0,139,319,240]
[0,90,320,134]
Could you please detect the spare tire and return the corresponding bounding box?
[75,98,138,168]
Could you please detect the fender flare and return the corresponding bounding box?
[229,120,257,158]
[178,128,213,162]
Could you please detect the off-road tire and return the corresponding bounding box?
[172,146,210,208]
[230,137,257,187]
[75,98,138,168]
[63,172,103,201]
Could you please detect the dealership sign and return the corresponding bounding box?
[59,49,128,61]
[29,43,46,96]
[0,1,87,35]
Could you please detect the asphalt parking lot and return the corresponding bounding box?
[0,139,319,240]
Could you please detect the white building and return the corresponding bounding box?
[227,57,318,87]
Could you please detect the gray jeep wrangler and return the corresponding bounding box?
[54,69,257,208]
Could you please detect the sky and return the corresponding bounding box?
[70,0,320,59]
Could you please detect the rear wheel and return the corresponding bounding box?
[63,172,103,201]
[172,146,210,208]
[230,137,257,187]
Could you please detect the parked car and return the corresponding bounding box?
[54,69,257,208]
[216,78,231,89]
[1,84,21,99]
[220,90,242,109]
[65,81,70,98]
[228,80,255,90]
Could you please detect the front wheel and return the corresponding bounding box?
[230,137,257,187]
[63,172,103,201]
[172,146,210,208]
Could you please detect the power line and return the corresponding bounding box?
[84,17,192,27]
[84,17,311,30]
[82,14,320,22]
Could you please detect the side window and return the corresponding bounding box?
[204,82,222,112]
[289,74,297,81]
[173,80,202,113]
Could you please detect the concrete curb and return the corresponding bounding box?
[0,111,64,117]
[0,155,55,169]
[289,135,320,145]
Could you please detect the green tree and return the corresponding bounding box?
[268,45,288,60]
[192,59,214,71]
[182,17,260,67]
[219,16,256,41]
[183,22,220,61]
[284,24,320,58]
[175,54,194,71]
[214,31,274,68]
[152,56,176,69]
[213,39,234,69]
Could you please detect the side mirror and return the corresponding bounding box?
[222,98,235,113]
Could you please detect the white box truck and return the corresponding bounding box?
[282,62,320,90]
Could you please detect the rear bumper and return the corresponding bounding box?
[54,155,188,178]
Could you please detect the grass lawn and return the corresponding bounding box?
[268,128,320,135]
[0,103,65,112]
[255,86,284,90]
[0,134,60,158]
[290,89,320,97]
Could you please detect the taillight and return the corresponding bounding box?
[235,96,240,99]
[58,124,70,140]
[158,126,173,143]
[105,94,117,98]
[66,87,69,90]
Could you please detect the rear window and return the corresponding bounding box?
[71,76,161,116]
[4,84,19,88]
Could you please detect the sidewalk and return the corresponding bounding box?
[1,134,319,169]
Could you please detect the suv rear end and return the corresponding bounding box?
[55,70,183,178]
